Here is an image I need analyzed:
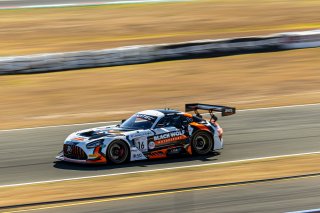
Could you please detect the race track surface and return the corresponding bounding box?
[32,175,320,213]
[0,104,319,186]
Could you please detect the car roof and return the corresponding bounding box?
[137,109,181,118]
[138,110,164,118]
[155,109,180,115]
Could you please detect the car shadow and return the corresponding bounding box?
[53,152,220,171]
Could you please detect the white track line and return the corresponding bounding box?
[0,0,188,10]
[0,121,119,132]
[287,208,320,213]
[1,102,319,132]
[236,102,320,112]
[1,151,320,188]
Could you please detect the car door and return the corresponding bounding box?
[151,114,188,150]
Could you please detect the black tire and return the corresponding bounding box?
[191,131,213,155]
[107,140,129,164]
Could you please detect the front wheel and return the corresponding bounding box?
[107,140,129,164]
[191,131,213,155]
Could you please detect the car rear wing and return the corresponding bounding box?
[185,103,236,117]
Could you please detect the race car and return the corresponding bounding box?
[56,103,236,164]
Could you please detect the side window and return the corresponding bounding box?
[181,116,192,125]
[169,115,182,128]
[155,117,168,128]
[155,115,181,128]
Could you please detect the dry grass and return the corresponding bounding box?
[0,0,320,129]
[0,0,319,56]
[0,1,319,210]
[1,153,320,208]
[0,48,319,129]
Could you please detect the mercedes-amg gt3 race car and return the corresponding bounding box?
[56,103,236,164]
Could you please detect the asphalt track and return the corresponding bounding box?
[20,175,320,213]
[0,104,319,186]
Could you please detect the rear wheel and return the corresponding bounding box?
[191,131,213,155]
[107,140,129,164]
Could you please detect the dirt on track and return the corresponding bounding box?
[0,48,319,129]
[0,0,319,56]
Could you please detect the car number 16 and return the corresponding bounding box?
[134,137,148,152]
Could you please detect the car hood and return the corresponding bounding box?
[66,125,136,143]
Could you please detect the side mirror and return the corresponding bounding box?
[121,119,126,124]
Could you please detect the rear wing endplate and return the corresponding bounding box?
[185,103,236,116]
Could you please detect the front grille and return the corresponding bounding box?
[63,144,87,160]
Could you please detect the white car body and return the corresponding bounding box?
[56,104,235,164]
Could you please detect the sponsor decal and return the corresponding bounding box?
[155,135,187,145]
[136,114,156,121]
[128,131,152,140]
[154,130,185,141]
[168,147,181,154]
[73,137,85,141]
[154,130,187,145]
[131,148,147,161]
[66,145,72,154]
[148,141,156,150]
[224,108,233,113]
[188,126,194,135]
[108,129,124,134]
[132,153,144,159]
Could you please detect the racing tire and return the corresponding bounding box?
[107,140,129,164]
[191,131,213,155]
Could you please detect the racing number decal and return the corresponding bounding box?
[136,141,145,150]
[134,137,148,152]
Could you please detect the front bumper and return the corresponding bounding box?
[56,149,107,164]
[56,152,88,164]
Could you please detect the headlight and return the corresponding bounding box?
[86,139,104,149]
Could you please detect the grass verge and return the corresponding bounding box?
[0,48,319,129]
[0,0,319,56]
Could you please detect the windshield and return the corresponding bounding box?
[120,113,157,130]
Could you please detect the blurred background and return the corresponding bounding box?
[1,1,320,212]
[0,0,319,129]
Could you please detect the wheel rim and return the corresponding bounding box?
[193,133,212,154]
[195,136,206,149]
[109,142,128,163]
